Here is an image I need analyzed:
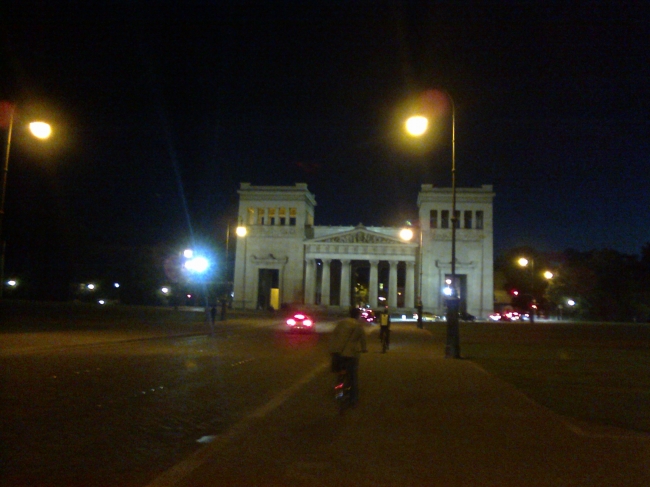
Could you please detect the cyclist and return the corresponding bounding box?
[329,307,368,406]
[379,305,391,351]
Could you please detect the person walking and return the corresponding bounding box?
[329,307,368,406]
[379,305,391,351]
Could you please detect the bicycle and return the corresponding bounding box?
[334,367,352,413]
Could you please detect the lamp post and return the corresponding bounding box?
[236,222,247,309]
[517,257,536,323]
[0,103,52,297]
[405,89,459,358]
[224,222,233,307]
[399,224,424,328]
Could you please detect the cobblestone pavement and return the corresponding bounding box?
[1,312,331,487]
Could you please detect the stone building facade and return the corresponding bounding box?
[233,182,494,318]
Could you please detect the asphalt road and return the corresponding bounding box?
[1,310,332,487]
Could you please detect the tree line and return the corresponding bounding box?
[495,244,650,322]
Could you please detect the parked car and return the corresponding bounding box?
[489,311,522,322]
[460,312,476,322]
[389,312,447,323]
[390,312,418,323]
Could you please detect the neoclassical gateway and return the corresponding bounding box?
[233,182,494,318]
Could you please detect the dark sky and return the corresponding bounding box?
[2,0,649,266]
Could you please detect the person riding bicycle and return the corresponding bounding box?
[329,307,368,406]
[379,305,391,351]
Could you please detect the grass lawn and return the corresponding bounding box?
[426,321,650,433]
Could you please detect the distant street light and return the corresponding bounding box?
[1,102,52,298]
[399,227,414,241]
[405,89,460,358]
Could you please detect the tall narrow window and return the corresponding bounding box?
[430,210,438,229]
[441,210,449,229]
[268,208,276,225]
[247,207,255,225]
[454,210,461,229]
[476,211,484,230]
[279,208,286,225]
[464,210,472,229]
[289,208,297,226]
[257,208,265,225]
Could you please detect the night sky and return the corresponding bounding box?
[2,0,649,275]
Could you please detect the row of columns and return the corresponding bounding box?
[305,258,416,309]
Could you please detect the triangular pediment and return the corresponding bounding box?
[311,225,406,245]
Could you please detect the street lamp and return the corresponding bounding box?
[401,222,425,328]
[405,89,459,358]
[517,257,536,323]
[399,227,414,241]
[1,103,52,298]
[29,122,52,139]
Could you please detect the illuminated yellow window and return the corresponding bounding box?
[269,208,276,225]
[257,208,265,225]
[289,208,297,226]
[279,208,286,225]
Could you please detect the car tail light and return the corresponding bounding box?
[295,314,305,319]
[303,320,313,327]
[287,319,296,326]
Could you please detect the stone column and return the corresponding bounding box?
[321,258,331,306]
[405,261,415,309]
[340,259,351,308]
[369,260,379,308]
[304,258,316,305]
[388,261,398,308]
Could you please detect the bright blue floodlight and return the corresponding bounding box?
[184,256,210,273]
